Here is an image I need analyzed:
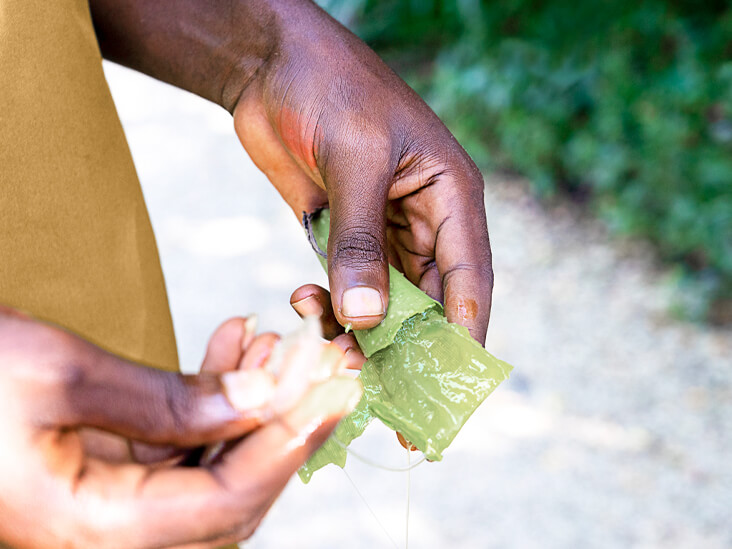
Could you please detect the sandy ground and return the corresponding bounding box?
[104,62,732,549]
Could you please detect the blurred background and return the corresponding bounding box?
[104,1,731,547]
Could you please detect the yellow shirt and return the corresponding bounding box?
[0,0,178,371]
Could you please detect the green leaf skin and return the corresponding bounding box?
[298,210,512,483]
[309,210,442,356]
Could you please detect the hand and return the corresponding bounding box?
[0,306,361,548]
[233,2,493,343]
[90,0,492,343]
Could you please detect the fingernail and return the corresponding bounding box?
[341,286,384,318]
[222,369,275,412]
[242,315,258,352]
[343,348,366,371]
[289,377,363,431]
[291,296,324,318]
[397,431,419,451]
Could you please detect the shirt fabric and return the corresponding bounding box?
[0,0,179,372]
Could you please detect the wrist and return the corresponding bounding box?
[91,0,330,112]
[222,0,334,112]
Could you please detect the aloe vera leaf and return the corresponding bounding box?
[298,210,512,483]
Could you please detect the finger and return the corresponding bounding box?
[396,431,419,452]
[290,284,343,340]
[385,204,407,273]
[189,319,268,471]
[330,333,359,353]
[200,316,258,374]
[74,377,363,547]
[199,331,286,469]
[55,345,279,447]
[390,240,444,303]
[79,428,190,466]
[386,242,405,273]
[387,203,445,301]
[434,204,493,345]
[415,262,443,304]
[129,441,190,465]
[200,330,287,467]
[330,334,366,370]
[78,428,135,463]
[238,332,280,370]
[289,288,367,368]
[324,139,394,330]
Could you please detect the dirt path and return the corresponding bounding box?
[106,63,731,549]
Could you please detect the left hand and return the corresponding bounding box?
[233,2,493,344]
[0,309,363,548]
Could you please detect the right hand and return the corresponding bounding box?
[0,306,362,548]
[234,0,493,343]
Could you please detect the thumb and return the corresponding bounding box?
[325,150,392,330]
[200,315,258,374]
[55,345,278,447]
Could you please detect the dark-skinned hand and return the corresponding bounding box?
[91,0,493,344]
[0,306,362,548]
[233,1,493,342]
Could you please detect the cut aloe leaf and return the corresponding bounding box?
[298,210,512,483]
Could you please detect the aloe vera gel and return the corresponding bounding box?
[299,210,512,482]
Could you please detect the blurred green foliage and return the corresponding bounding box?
[322,0,732,317]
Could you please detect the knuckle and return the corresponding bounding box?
[56,359,87,394]
[196,491,261,543]
[485,262,495,287]
[331,228,385,269]
[161,375,194,440]
[442,259,494,294]
[33,331,90,394]
[442,262,480,286]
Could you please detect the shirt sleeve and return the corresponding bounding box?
[0,0,179,372]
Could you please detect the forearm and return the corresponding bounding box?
[89,0,324,111]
